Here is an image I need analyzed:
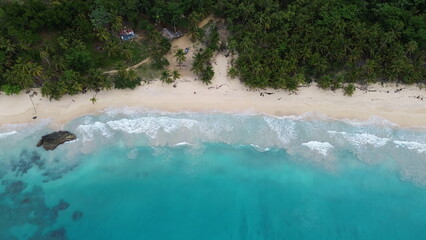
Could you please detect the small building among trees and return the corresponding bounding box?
[120,28,136,41]
[161,28,182,40]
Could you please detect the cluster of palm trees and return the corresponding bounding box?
[0,37,44,94]
[216,0,426,90]
[160,70,180,84]
[1,0,219,99]
[190,23,221,85]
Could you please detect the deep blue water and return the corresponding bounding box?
[1,111,426,239]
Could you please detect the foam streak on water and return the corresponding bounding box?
[1,110,426,239]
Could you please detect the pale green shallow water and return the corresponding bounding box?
[1,111,426,239]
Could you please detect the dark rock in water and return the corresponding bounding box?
[37,131,76,150]
[72,211,84,221]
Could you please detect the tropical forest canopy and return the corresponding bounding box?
[217,0,426,91]
[0,0,425,99]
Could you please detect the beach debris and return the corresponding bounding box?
[215,84,228,89]
[36,131,77,150]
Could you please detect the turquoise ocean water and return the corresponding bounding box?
[1,110,426,239]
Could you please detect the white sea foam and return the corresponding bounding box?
[0,131,17,139]
[328,131,389,148]
[127,148,138,159]
[343,115,399,128]
[175,142,192,146]
[2,110,426,185]
[394,141,426,154]
[106,117,199,138]
[76,122,111,142]
[64,112,426,186]
[302,141,334,156]
[250,144,271,152]
[264,117,296,145]
[280,112,330,121]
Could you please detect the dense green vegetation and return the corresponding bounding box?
[0,0,425,99]
[192,23,220,84]
[217,0,426,89]
[0,0,214,99]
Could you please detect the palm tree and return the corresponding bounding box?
[112,16,123,32]
[0,37,15,53]
[87,68,113,90]
[96,28,111,42]
[191,52,204,74]
[172,70,180,81]
[405,40,418,55]
[56,36,69,50]
[191,27,204,42]
[201,65,214,84]
[4,59,43,90]
[160,70,173,84]
[27,62,43,78]
[106,41,120,57]
[39,49,51,67]
[125,68,137,80]
[121,48,133,60]
[227,66,238,79]
[174,48,186,67]
[90,96,97,104]
[52,56,66,71]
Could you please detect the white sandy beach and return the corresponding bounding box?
[1,50,425,128]
[1,24,425,129]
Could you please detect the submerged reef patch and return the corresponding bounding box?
[0,181,72,240]
[72,211,84,221]
[10,150,43,176]
[5,149,80,183]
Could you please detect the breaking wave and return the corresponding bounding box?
[1,109,426,184]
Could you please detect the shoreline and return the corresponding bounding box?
[2,26,425,129]
[1,47,426,129]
